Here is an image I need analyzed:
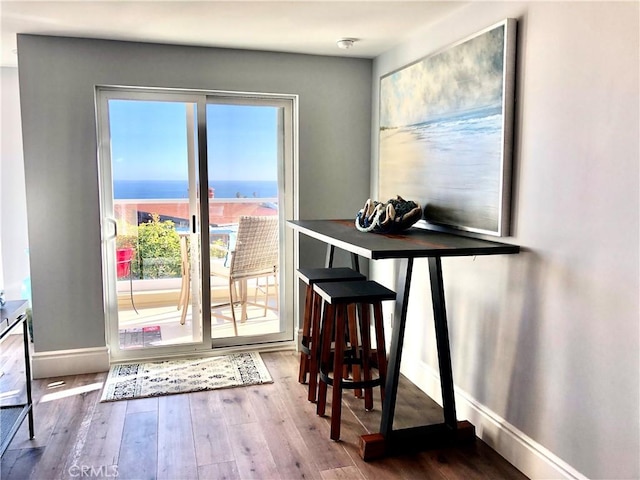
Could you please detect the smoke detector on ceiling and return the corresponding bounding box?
[336,38,357,50]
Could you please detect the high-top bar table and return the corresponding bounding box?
[288,219,520,460]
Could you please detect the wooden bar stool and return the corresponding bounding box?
[297,267,366,402]
[314,280,395,441]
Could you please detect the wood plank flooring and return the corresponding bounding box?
[1,350,528,479]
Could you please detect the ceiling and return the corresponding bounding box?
[0,1,469,68]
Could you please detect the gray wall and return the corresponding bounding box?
[372,2,638,478]
[17,35,372,352]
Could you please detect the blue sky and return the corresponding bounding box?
[109,100,278,182]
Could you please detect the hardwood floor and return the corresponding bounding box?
[1,350,528,479]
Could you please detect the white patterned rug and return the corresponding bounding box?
[100,352,272,402]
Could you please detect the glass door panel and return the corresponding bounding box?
[98,92,208,360]
[206,100,286,345]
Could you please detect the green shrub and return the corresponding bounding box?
[135,214,181,279]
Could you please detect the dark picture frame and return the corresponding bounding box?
[379,19,517,237]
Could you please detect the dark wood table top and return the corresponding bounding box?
[288,219,520,260]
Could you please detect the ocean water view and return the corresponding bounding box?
[114,180,278,200]
[379,107,503,233]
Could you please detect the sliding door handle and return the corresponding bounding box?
[105,218,118,240]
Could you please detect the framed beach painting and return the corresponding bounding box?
[379,19,517,237]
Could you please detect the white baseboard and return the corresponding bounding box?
[400,359,587,480]
[32,347,110,379]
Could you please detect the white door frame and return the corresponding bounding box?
[95,86,298,362]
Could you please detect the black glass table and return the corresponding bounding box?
[288,219,520,459]
[0,300,34,456]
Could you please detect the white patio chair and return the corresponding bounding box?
[211,215,279,336]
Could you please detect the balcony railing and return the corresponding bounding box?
[115,197,278,233]
[114,197,278,307]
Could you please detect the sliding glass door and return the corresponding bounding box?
[206,98,290,347]
[96,87,295,361]
[97,91,208,361]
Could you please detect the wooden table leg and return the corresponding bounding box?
[380,257,413,438]
[429,256,457,428]
[357,256,475,462]
[325,245,335,268]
